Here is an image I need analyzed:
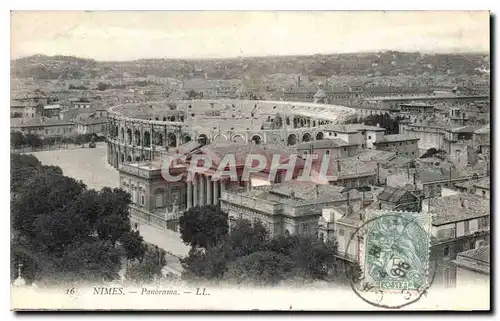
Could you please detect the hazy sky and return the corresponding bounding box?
[11,11,490,61]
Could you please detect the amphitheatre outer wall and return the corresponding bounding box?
[106,99,359,168]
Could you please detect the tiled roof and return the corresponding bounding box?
[12,118,73,128]
[198,141,300,170]
[377,186,416,203]
[296,139,352,150]
[457,246,490,264]
[430,194,490,226]
[354,149,397,163]
[71,116,107,126]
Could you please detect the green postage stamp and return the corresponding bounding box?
[361,210,432,293]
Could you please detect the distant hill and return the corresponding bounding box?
[10,52,490,80]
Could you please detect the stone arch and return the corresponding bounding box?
[293,118,299,128]
[126,128,132,144]
[143,131,151,147]
[168,133,177,147]
[250,135,262,145]
[182,135,192,144]
[155,132,164,146]
[316,132,324,140]
[126,155,132,162]
[163,117,167,121]
[121,154,125,163]
[268,134,282,143]
[286,117,290,126]
[287,134,297,146]
[135,156,141,162]
[232,134,245,143]
[198,134,209,145]
[169,116,176,122]
[302,133,312,142]
[213,134,228,141]
[274,115,283,129]
[134,129,141,145]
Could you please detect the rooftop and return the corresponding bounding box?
[377,186,418,203]
[353,149,397,163]
[457,246,490,264]
[429,194,490,226]
[233,181,362,207]
[11,118,73,128]
[296,138,353,150]
[450,125,483,133]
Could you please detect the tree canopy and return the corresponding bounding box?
[179,205,229,249]
[10,153,156,285]
[181,217,342,286]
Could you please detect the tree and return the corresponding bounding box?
[181,244,230,281]
[126,246,165,283]
[179,205,228,248]
[11,132,24,150]
[24,133,43,150]
[225,251,292,285]
[227,218,269,258]
[120,230,146,262]
[12,169,86,237]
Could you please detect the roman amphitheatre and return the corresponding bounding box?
[106,99,357,168]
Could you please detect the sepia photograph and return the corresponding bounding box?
[8,9,491,311]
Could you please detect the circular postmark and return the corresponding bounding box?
[344,213,437,309]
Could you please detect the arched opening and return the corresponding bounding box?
[293,118,298,128]
[316,132,324,140]
[134,130,141,145]
[155,133,163,146]
[198,134,208,146]
[251,135,262,145]
[180,116,185,122]
[169,116,176,122]
[135,156,141,162]
[143,131,151,147]
[302,133,312,142]
[126,155,132,162]
[121,154,125,163]
[168,133,177,147]
[275,116,283,129]
[286,117,290,126]
[163,117,167,121]
[232,135,245,143]
[121,128,125,141]
[287,134,297,146]
[127,129,132,144]
[183,135,192,144]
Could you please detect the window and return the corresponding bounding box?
[325,150,330,155]
[141,195,145,205]
[482,190,486,197]
[334,133,337,137]
[302,224,309,234]
[329,132,332,136]
[464,220,470,235]
[343,148,347,151]
[443,246,450,256]
[463,241,470,251]
[368,136,372,140]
